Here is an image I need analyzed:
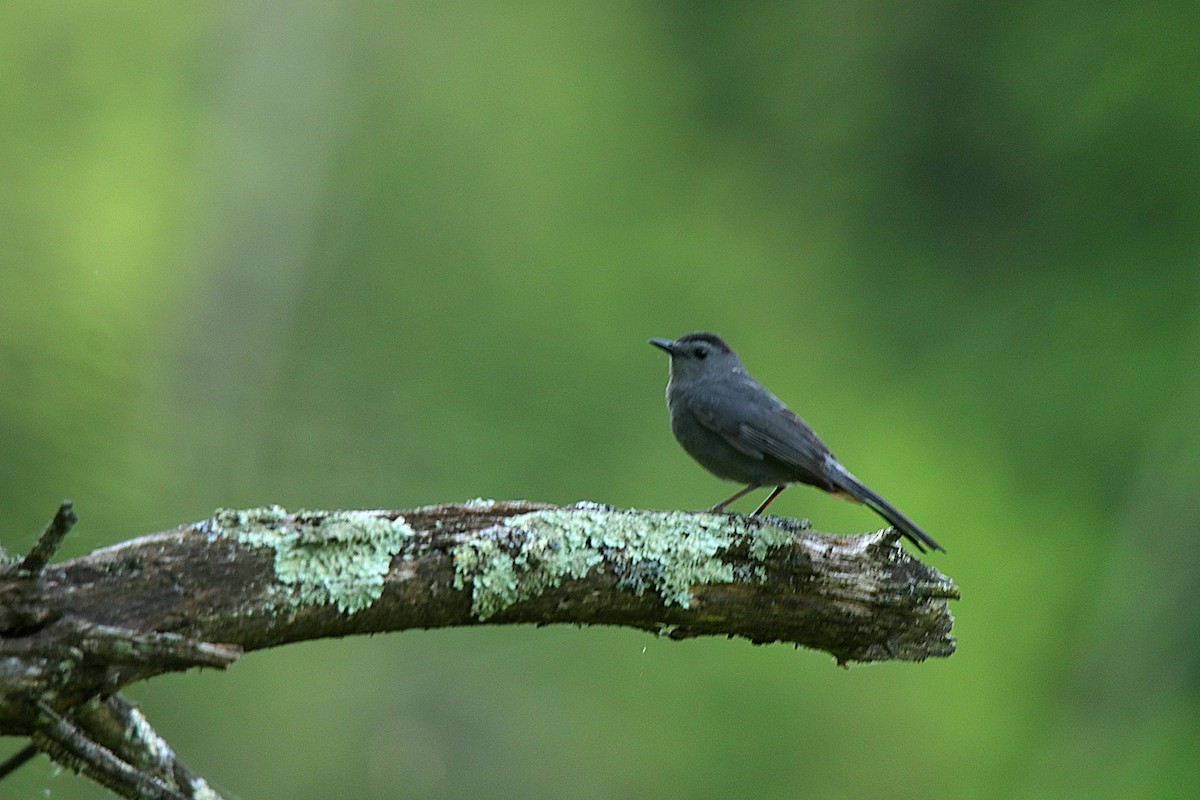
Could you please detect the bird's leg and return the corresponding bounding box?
[709,484,761,513]
[751,485,787,516]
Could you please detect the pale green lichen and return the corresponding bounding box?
[189,778,221,800]
[451,516,604,620]
[217,506,414,614]
[462,497,498,509]
[123,705,170,764]
[453,507,797,620]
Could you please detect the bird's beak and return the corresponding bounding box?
[648,338,675,355]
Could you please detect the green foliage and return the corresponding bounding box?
[2,4,1197,798]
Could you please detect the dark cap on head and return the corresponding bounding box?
[648,332,732,356]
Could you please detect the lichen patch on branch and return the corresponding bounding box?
[452,506,800,620]
[215,507,415,614]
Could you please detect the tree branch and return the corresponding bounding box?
[0,500,958,798]
[18,500,76,575]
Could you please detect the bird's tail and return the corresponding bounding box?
[824,459,944,553]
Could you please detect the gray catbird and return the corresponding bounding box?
[650,332,943,553]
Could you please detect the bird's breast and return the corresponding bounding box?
[666,397,782,485]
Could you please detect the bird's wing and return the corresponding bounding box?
[686,397,766,459]
[686,380,834,487]
[735,406,833,484]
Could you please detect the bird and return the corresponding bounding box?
[649,332,943,553]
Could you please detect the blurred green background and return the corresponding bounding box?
[3,3,1198,798]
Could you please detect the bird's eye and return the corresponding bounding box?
[693,346,707,359]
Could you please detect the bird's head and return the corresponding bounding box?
[649,332,744,383]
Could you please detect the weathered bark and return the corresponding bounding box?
[0,500,958,799]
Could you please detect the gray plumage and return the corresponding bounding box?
[649,332,943,553]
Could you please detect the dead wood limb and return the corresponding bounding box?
[0,500,958,798]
